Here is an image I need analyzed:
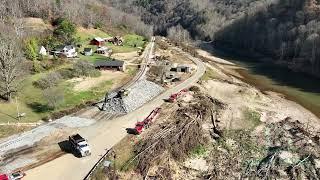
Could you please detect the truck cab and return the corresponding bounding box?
[69,134,91,157]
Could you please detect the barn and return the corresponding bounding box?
[90,37,105,46]
[95,60,126,71]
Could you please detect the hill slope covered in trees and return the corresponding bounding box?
[110,0,320,77]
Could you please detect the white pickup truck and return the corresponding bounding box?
[69,134,91,157]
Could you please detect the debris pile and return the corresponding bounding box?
[254,118,320,179]
[205,117,320,179]
[103,80,164,114]
[124,93,222,179]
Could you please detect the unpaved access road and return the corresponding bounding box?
[24,47,205,180]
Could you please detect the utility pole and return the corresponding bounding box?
[16,96,20,121]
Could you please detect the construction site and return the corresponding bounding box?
[1,36,320,180]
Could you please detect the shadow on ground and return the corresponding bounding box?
[126,128,139,135]
[27,102,52,113]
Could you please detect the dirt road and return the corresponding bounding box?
[24,47,205,180]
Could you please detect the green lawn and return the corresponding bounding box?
[77,28,146,54]
[79,53,109,63]
[0,72,113,124]
[76,28,111,43]
[123,34,146,47]
[59,80,113,110]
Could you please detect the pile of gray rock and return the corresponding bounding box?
[102,80,164,114]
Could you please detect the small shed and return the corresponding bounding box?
[171,64,192,73]
[95,60,126,71]
[39,46,47,56]
[83,48,93,56]
[90,37,105,46]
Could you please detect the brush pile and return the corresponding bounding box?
[129,93,222,179]
[252,118,320,179]
[205,117,320,179]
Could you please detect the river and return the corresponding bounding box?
[205,45,320,118]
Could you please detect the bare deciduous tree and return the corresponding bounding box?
[0,34,23,101]
[43,87,64,109]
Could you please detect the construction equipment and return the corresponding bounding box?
[0,171,26,180]
[168,89,188,103]
[69,134,91,157]
[127,108,162,135]
[118,89,129,97]
[107,36,123,46]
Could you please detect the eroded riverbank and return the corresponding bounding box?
[197,45,320,119]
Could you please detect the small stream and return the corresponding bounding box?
[208,46,320,118]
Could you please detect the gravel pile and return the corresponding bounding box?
[103,80,164,114]
[123,80,164,112]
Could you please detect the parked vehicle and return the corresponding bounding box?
[0,171,26,180]
[168,89,188,103]
[9,171,26,180]
[69,134,91,157]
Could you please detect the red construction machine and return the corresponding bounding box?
[0,171,26,180]
[168,89,188,103]
[127,108,162,135]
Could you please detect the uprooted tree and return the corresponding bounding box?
[0,34,23,101]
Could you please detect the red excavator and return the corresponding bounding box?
[127,108,162,135]
[168,89,188,103]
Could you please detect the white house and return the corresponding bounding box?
[39,46,47,56]
[52,45,77,58]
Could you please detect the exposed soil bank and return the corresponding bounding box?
[198,44,320,119]
[236,68,320,119]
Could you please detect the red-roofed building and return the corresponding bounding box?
[90,37,105,46]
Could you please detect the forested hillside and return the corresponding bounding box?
[0,0,152,37]
[109,0,320,77]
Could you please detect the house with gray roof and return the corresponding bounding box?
[51,45,77,58]
[95,59,126,71]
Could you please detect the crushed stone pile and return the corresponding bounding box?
[103,80,164,114]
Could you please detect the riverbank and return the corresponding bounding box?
[236,68,320,119]
[196,44,320,119]
[209,42,320,78]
